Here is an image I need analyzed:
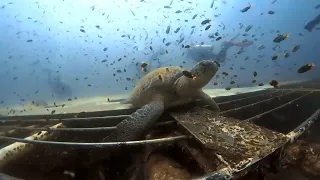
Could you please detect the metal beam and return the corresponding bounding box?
[245,91,313,122]
[220,90,296,115]
[0,126,117,132]
[0,120,176,132]
[0,123,62,168]
[0,135,189,148]
[0,114,130,123]
[217,90,279,105]
[287,109,320,143]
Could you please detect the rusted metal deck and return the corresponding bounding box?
[0,87,319,180]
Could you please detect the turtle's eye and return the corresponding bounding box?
[199,63,206,68]
[214,61,220,67]
[201,65,207,74]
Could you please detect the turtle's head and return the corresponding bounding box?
[190,60,219,88]
[173,60,219,96]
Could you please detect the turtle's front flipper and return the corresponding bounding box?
[196,90,220,113]
[103,99,165,142]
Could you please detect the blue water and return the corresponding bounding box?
[0,0,319,107]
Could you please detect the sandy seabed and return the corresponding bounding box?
[0,80,306,117]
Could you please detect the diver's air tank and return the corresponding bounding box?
[193,45,214,49]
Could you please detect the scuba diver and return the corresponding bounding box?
[44,68,72,100]
[135,34,253,75]
[187,34,253,63]
[304,13,320,32]
[146,46,166,68]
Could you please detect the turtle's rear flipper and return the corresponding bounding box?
[119,98,131,104]
[107,98,131,104]
[103,100,164,142]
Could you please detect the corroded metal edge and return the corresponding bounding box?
[171,108,288,170]
[194,109,320,180]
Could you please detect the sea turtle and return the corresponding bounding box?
[104,60,220,142]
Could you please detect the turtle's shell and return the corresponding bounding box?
[130,66,184,107]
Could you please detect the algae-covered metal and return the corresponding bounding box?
[171,107,288,171]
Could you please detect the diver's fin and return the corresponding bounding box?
[230,34,240,41]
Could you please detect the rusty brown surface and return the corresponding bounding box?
[171,107,288,170]
[179,141,219,173]
[145,153,191,180]
[281,140,320,177]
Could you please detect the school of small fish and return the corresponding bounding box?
[0,0,318,116]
